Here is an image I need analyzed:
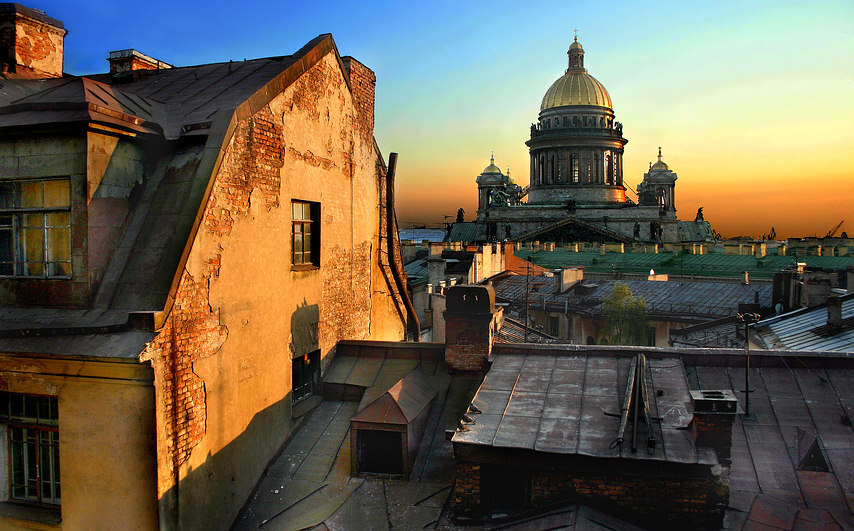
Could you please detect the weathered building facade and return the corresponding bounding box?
[0,4,410,529]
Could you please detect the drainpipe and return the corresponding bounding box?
[386,153,421,340]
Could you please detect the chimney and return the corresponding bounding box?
[553,267,583,294]
[444,285,497,371]
[827,293,843,330]
[690,389,739,463]
[0,4,66,78]
[108,49,172,78]
[341,56,376,141]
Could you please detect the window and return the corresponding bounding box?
[0,392,60,506]
[571,154,579,183]
[0,179,71,277]
[291,200,319,267]
[292,350,320,403]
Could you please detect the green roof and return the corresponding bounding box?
[514,249,854,280]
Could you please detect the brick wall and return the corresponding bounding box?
[204,107,283,236]
[0,6,65,78]
[455,457,727,528]
[445,313,494,371]
[452,462,481,517]
[141,259,227,468]
[341,56,375,144]
[693,413,735,461]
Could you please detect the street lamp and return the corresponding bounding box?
[736,312,761,416]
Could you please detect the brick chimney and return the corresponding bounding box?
[341,56,375,141]
[827,293,843,330]
[690,389,739,463]
[0,3,66,78]
[108,49,172,79]
[444,285,497,371]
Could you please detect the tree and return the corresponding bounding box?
[602,282,651,345]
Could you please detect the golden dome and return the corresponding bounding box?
[650,147,669,170]
[482,153,502,174]
[541,71,612,110]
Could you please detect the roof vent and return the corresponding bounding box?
[797,428,829,472]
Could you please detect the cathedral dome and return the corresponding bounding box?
[541,72,612,110]
[541,37,613,111]
[476,154,506,184]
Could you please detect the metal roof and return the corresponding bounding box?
[754,293,854,352]
[446,222,478,243]
[398,228,447,243]
[452,351,699,463]
[514,249,854,280]
[492,274,772,320]
[351,368,437,425]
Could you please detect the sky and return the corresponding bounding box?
[39,0,853,239]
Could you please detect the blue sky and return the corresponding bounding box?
[38,0,854,237]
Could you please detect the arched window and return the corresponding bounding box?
[539,155,545,185]
[583,116,587,127]
[572,116,578,126]
[657,188,667,209]
[599,117,605,127]
[593,152,599,182]
[571,153,579,183]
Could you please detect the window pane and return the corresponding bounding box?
[47,226,70,261]
[24,213,44,228]
[23,227,44,262]
[46,212,69,227]
[292,202,300,219]
[0,182,16,208]
[25,262,44,276]
[20,181,43,208]
[43,180,70,208]
[11,393,24,418]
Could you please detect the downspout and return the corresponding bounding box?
[386,152,420,341]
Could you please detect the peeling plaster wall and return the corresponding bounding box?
[142,51,405,530]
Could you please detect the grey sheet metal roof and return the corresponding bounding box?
[688,363,854,526]
[492,274,772,320]
[754,293,854,352]
[452,351,699,463]
[0,330,156,358]
[496,316,558,344]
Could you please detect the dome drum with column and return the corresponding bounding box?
[526,37,627,206]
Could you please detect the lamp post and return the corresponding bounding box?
[736,312,761,416]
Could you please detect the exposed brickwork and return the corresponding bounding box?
[321,242,373,343]
[342,57,375,144]
[204,106,284,236]
[141,259,227,468]
[0,8,64,78]
[455,458,728,528]
[452,462,481,517]
[693,413,735,461]
[445,314,495,371]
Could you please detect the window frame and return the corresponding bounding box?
[0,392,60,507]
[291,200,320,269]
[0,178,72,278]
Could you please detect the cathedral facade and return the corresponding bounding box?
[474,37,712,244]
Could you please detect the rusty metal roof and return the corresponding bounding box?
[452,351,699,463]
[351,368,437,425]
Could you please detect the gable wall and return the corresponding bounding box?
[140,50,405,530]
